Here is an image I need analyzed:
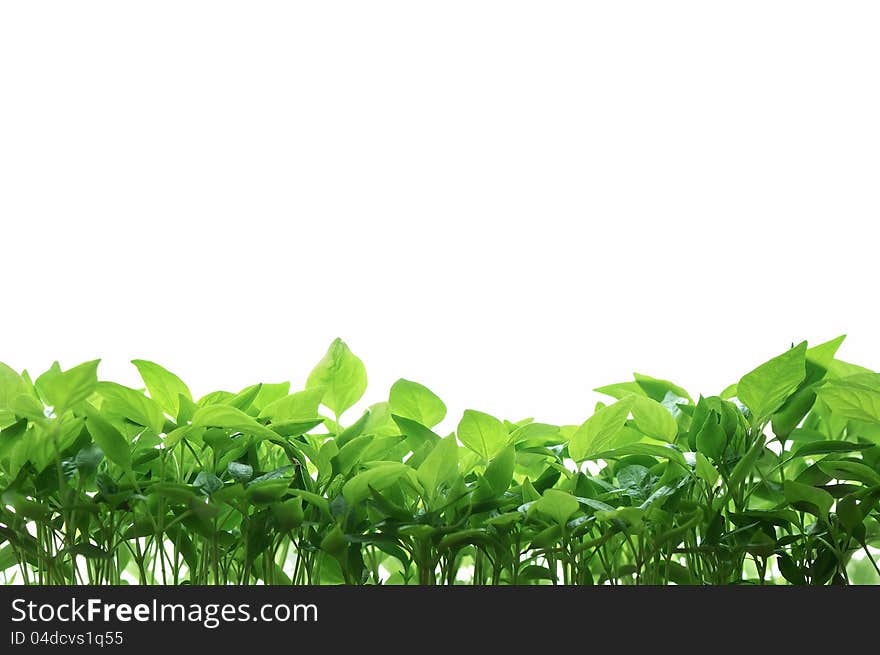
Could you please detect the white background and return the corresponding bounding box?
[1,2,878,433]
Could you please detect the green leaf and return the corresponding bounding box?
[306,338,367,417]
[73,443,104,473]
[342,463,412,504]
[259,388,325,422]
[176,394,198,425]
[334,435,373,476]
[251,466,294,485]
[521,478,541,503]
[227,461,254,483]
[594,442,687,469]
[197,390,235,407]
[389,378,446,428]
[250,382,291,413]
[0,365,44,423]
[392,414,440,450]
[269,418,324,438]
[95,382,166,435]
[816,460,880,486]
[272,497,305,531]
[131,359,192,418]
[0,543,20,571]
[695,412,727,462]
[0,362,30,412]
[41,360,100,415]
[246,478,290,504]
[816,373,880,423]
[289,489,331,517]
[770,386,818,440]
[457,409,509,461]
[2,491,50,521]
[360,402,400,438]
[33,362,61,403]
[569,398,634,462]
[783,480,833,517]
[777,552,806,585]
[482,445,515,496]
[629,395,677,442]
[319,526,347,557]
[518,565,555,582]
[226,383,263,412]
[806,335,846,369]
[633,373,692,403]
[534,489,579,526]
[594,381,647,400]
[828,359,874,379]
[727,436,766,493]
[193,471,224,496]
[509,422,561,445]
[85,407,131,470]
[695,452,720,487]
[737,342,807,420]
[191,405,278,442]
[791,441,873,458]
[417,434,459,494]
[336,409,372,447]
[594,506,646,533]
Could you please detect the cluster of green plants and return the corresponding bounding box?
[1,337,879,585]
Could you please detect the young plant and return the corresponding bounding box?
[1,336,879,585]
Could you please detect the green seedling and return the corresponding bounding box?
[1,336,879,585]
